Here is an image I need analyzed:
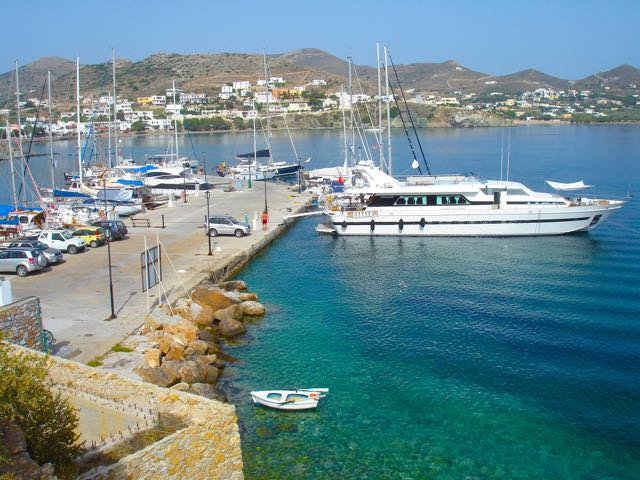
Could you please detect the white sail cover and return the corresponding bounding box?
[546,180,592,191]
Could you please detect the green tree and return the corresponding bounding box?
[0,339,83,477]
[232,117,244,129]
[131,120,146,132]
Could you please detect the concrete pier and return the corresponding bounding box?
[10,182,310,363]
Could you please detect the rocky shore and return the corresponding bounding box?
[101,279,264,402]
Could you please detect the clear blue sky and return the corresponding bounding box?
[5,0,639,79]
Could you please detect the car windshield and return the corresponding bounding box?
[227,216,239,224]
[62,231,74,240]
[35,241,48,250]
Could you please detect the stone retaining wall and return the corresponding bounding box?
[7,344,243,480]
[0,296,45,351]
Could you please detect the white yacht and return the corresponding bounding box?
[321,164,624,236]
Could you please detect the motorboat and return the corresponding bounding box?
[250,388,329,411]
[322,163,624,236]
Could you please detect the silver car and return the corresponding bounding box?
[9,240,63,265]
[205,215,251,238]
[0,248,46,277]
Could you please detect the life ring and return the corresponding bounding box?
[370,219,375,231]
[398,218,404,230]
[420,218,426,228]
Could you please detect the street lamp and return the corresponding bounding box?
[205,190,212,256]
[202,152,207,181]
[103,177,116,320]
[263,172,268,213]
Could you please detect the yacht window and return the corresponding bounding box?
[507,189,527,196]
[395,197,407,206]
[19,216,28,224]
[407,197,415,205]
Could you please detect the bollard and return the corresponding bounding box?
[161,214,165,229]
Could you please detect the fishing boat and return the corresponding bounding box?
[250,388,329,411]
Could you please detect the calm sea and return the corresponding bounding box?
[2,125,639,478]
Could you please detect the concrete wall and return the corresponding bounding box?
[7,344,243,480]
[0,296,45,352]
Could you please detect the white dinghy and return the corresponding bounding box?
[250,388,329,411]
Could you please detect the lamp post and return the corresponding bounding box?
[202,152,207,181]
[103,177,116,320]
[263,173,268,213]
[205,190,212,256]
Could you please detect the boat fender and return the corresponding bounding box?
[420,218,426,228]
[370,219,375,231]
[399,218,404,230]
[341,220,347,229]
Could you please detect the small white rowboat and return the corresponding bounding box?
[250,388,329,411]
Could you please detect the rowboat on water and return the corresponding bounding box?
[250,388,329,411]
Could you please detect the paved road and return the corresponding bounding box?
[9,182,310,363]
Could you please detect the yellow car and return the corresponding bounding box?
[69,226,107,248]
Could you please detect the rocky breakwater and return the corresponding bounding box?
[133,280,265,401]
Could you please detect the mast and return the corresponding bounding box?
[263,50,271,156]
[14,61,26,206]
[172,79,179,161]
[5,118,18,211]
[47,71,55,202]
[252,101,257,166]
[376,42,383,170]
[112,48,118,165]
[384,45,392,175]
[348,56,354,166]
[76,57,82,184]
[341,85,348,169]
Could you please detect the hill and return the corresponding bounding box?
[488,69,569,93]
[0,56,74,100]
[575,64,640,92]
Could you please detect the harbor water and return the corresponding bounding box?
[2,125,639,478]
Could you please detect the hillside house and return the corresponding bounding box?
[233,81,251,90]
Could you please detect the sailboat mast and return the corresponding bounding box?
[341,85,348,169]
[47,71,55,202]
[384,45,392,175]
[76,57,82,184]
[348,56,354,166]
[263,51,271,154]
[172,79,179,161]
[376,42,384,170]
[5,118,18,211]
[112,48,118,165]
[15,61,26,206]
[252,101,257,165]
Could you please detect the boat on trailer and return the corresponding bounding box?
[250,388,329,411]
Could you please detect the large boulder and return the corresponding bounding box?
[158,336,180,354]
[213,304,244,322]
[241,301,266,316]
[160,360,183,381]
[164,345,185,362]
[217,280,248,292]
[184,339,209,357]
[203,364,219,383]
[198,328,217,342]
[205,341,222,355]
[188,383,217,399]
[184,302,215,327]
[191,286,238,310]
[239,292,258,302]
[218,317,247,338]
[134,366,179,387]
[144,349,161,368]
[162,317,199,345]
[178,360,207,384]
[170,382,190,392]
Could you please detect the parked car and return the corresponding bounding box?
[0,247,46,277]
[91,220,127,241]
[204,215,251,238]
[69,226,107,248]
[8,240,63,265]
[37,230,86,254]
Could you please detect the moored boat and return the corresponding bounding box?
[250,388,329,410]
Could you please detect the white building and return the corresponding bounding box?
[116,102,133,113]
[254,91,275,104]
[166,87,183,98]
[270,76,285,84]
[219,92,234,100]
[240,89,252,97]
[286,102,311,112]
[151,95,166,106]
[311,79,327,86]
[165,103,183,115]
[180,92,207,104]
[145,118,171,130]
[232,81,251,90]
[221,85,233,94]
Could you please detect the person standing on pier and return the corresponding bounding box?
[261,210,269,230]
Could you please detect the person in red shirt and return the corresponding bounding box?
[261,210,269,230]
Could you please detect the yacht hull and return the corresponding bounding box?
[326,203,622,236]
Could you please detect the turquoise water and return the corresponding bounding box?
[218,126,640,479]
[3,126,640,478]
